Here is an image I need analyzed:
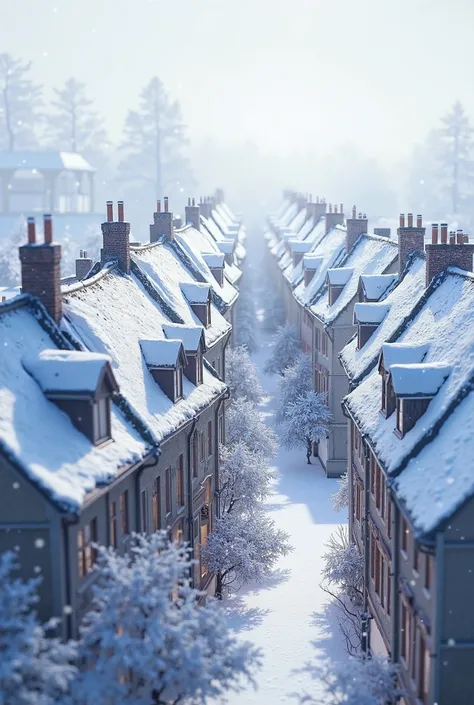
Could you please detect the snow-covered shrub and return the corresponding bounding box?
[202,511,292,598]
[298,654,401,705]
[226,398,278,458]
[226,345,263,404]
[0,551,77,705]
[331,472,349,512]
[281,390,331,463]
[264,323,301,375]
[219,442,276,515]
[71,532,261,705]
[275,353,312,425]
[322,526,364,604]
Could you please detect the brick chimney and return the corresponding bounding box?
[185,198,200,231]
[215,188,225,204]
[398,212,425,273]
[75,249,93,281]
[150,197,173,243]
[425,223,474,286]
[346,206,368,252]
[20,214,62,322]
[306,196,327,223]
[101,200,131,273]
[325,203,345,235]
[199,197,212,220]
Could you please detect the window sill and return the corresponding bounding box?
[394,427,404,439]
[94,436,113,449]
[177,505,186,516]
[423,588,431,600]
[412,569,419,580]
[400,549,408,561]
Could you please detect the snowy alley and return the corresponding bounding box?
[211,337,347,705]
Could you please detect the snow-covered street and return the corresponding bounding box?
[211,336,347,704]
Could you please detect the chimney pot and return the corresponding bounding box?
[340,203,343,214]
[1,296,5,302]
[334,204,338,214]
[399,213,405,227]
[44,214,53,244]
[431,223,439,244]
[188,197,191,206]
[352,205,356,219]
[329,203,332,213]
[407,213,413,227]
[309,193,313,202]
[27,216,36,244]
[164,197,169,213]
[363,213,367,219]
[117,201,124,222]
[157,200,161,213]
[106,201,113,222]
[464,234,469,243]
[440,223,448,243]
[456,229,464,244]
[449,232,456,244]
[417,214,422,227]
[80,249,84,258]
[192,197,195,206]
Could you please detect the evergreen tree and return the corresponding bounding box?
[0,53,43,150]
[281,390,331,464]
[438,101,474,213]
[118,76,194,201]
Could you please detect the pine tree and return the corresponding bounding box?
[281,390,331,463]
[71,532,261,705]
[438,101,474,214]
[226,345,262,404]
[264,322,301,376]
[0,551,77,705]
[275,353,312,425]
[0,53,43,150]
[226,398,278,458]
[118,76,194,201]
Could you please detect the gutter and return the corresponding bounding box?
[214,389,231,518]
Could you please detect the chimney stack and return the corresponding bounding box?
[346,207,368,252]
[101,200,131,273]
[425,225,474,286]
[397,212,425,273]
[325,203,345,235]
[199,197,212,220]
[215,188,225,205]
[20,215,62,322]
[185,198,200,231]
[75,249,93,281]
[150,197,174,243]
[306,198,327,222]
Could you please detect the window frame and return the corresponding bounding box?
[207,420,213,457]
[177,454,184,507]
[165,467,172,515]
[151,479,160,531]
[109,501,117,549]
[77,518,97,579]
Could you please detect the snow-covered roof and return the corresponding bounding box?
[162,323,205,353]
[139,339,185,368]
[289,240,313,255]
[22,349,113,394]
[175,226,241,288]
[0,301,149,512]
[293,226,347,306]
[180,282,211,304]
[311,235,398,325]
[202,252,225,268]
[0,151,95,172]
[353,302,390,325]
[327,267,354,286]
[390,363,451,398]
[344,269,474,477]
[340,256,427,383]
[360,274,397,301]
[216,241,234,255]
[303,255,323,270]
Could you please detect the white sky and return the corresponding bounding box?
[1,0,474,163]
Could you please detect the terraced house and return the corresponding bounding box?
[0,196,243,638]
[342,219,474,705]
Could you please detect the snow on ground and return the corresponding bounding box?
[212,335,347,704]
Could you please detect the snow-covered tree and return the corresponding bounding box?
[226,345,262,404]
[226,398,278,458]
[322,526,363,605]
[263,295,285,333]
[298,654,401,705]
[218,442,275,516]
[202,512,291,598]
[281,390,331,464]
[438,101,474,214]
[0,551,77,705]
[0,53,43,150]
[0,217,25,287]
[44,77,109,166]
[264,323,301,376]
[118,76,194,201]
[71,532,261,705]
[235,287,258,353]
[331,472,349,512]
[275,353,312,425]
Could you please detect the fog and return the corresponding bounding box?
[1,0,474,224]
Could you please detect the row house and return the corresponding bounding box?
[342,219,474,704]
[0,197,240,639]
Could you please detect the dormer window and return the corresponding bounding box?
[378,343,430,418]
[327,267,353,306]
[353,302,390,349]
[290,240,312,269]
[139,339,187,403]
[202,253,225,287]
[162,323,206,388]
[217,241,234,266]
[303,255,322,287]
[22,349,118,446]
[180,283,212,328]
[390,362,451,438]
[358,274,397,302]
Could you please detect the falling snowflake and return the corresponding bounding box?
[12,482,20,489]
[63,605,73,615]
[34,566,42,574]
[34,538,45,549]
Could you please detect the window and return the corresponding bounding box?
[315,327,321,351]
[174,367,183,400]
[77,518,97,578]
[401,517,409,554]
[206,299,211,327]
[196,352,203,385]
[142,488,149,532]
[120,491,129,534]
[151,479,160,531]
[396,399,403,435]
[387,563,391,615]
[172,519,184,544]
[414,544,419,573]
[93,397,110,443]
[321,331,328,357]
[375,544,381,596]
[401,601,411,663]
[370,532,376,580]
[370,454,376,495]
[418,636,430,704]
[165,467,172,515]
[199,431,205,462]
[425,553,433,592]
[208,421,213,456]
[109,501,117,548]
[192,431,198,477]
[386,494,392,539]
[177,454,184,506]
[354,477,362,522]
[200,523,209,578]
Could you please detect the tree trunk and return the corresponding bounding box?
[306,438,312,464]
[215,571,223,599]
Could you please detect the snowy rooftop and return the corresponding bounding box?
[353,302,390,325]
[345,269,474,476]
[293,226,347,306]
[289,240,313,254]
[327,267,354,286]
[22,349,113,394]
[303,255,323,270]
[216,241,234,255]
[311,235,398,325]
[360,273,397,301]
[180,282,211,304]
[177,225,241,287]
[162,323,205,353]
[0,302,148,512]
[202,252,225,268]
[139,339,185,368]
[340,256,426,383]
[0,150,95,172]
[390,362,451,398]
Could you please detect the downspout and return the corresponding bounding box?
[361,433,371,654]
[61,515,78,641]
[391,496,401,664]
[432,532,444,704]
[214,389,231,518]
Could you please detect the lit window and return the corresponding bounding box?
[77,519,97,578]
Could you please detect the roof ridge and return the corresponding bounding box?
[62,261,118,295]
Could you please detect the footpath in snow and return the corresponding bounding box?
[212,336,347,705]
